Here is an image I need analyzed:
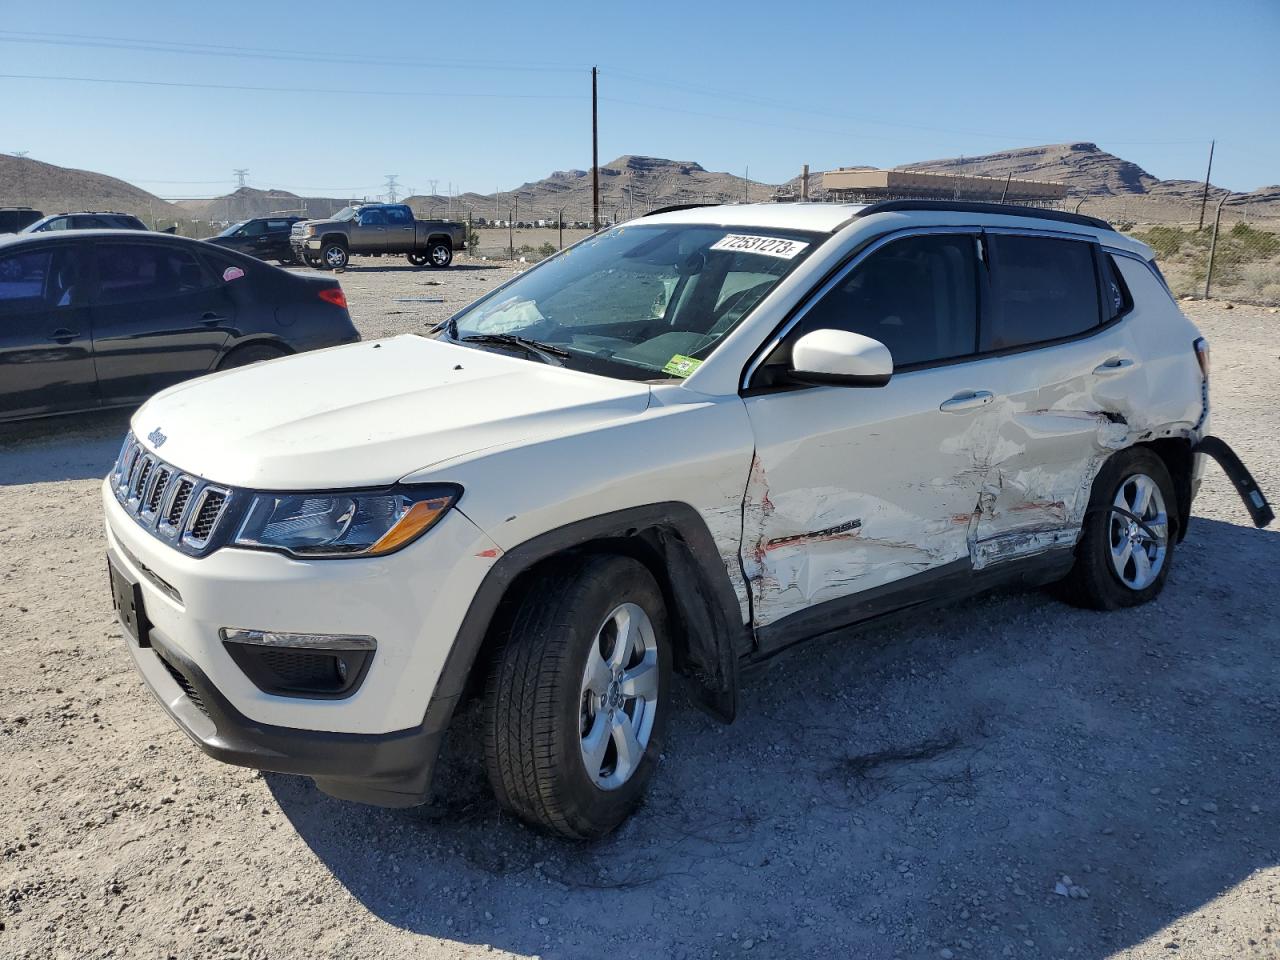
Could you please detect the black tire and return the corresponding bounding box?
[483,554,672,839]
[217,343,289,370]
[277,255,299,267]
[303,252,324,269]
[319,241,348,271]
[406,251,429,267]
[427,241,453,268]
[1058,447,1178,610]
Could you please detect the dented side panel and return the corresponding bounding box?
[741,365,1000,631]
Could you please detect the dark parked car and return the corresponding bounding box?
[207,217,305,265]
[21,212,149,233]
[0,207,43,233]
[0,231,359,423]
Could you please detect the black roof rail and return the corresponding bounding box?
[854,199,1114,232]
[642,202,722,218]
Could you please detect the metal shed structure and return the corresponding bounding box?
[821,168,1067,205]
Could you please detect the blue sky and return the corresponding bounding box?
[2,0,1276,201]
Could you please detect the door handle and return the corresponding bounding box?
[49,328,80,344]
[200,312,226,324]
[1093,357,1134,375]
[939,390,994,413]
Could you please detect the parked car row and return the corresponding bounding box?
[0,230,358,422]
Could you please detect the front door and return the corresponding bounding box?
[0,240,96,420]
[741,231,995,644]
[89,240,235,405]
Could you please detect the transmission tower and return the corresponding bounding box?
[234,169,249,188]
[385,175,400,203]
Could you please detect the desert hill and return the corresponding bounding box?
[0,154,182,222]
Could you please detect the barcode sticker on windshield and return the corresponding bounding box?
[709,234,810,260]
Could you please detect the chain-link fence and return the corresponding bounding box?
[1070,196,1280,305]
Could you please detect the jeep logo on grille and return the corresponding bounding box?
[147,427,168,448]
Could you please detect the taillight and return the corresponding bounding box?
[318,287,347,309]
[1194,337,1210,381]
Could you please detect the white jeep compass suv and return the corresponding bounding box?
[103,200,1272,839]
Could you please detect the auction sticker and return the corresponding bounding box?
[709,234,809,260]
[662,354,703,378]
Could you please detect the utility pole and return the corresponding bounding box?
[591,66,600,231]
[1197,139,1215,231]
[801,163,809,201]
[234,168,248,188]
[743,166,749,203]
[385,175,400,203]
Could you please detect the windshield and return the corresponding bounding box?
[332,206,358,221]
[444,224,819,380]
[216,220,249,238]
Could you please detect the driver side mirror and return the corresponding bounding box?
[788,329,893,387]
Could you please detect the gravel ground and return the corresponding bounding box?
[1,257,1277,960]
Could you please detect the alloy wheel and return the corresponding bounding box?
[578,603,660,790]
[1108,472,1169,590]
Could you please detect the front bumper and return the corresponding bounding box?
[123,623,447,805]
[103,474,504,804]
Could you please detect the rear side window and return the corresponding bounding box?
[789,233,979,368]
[983,235,1101,351]
[266,219,290,232]
[94,243,214,305]
[1099,253,1133,320]
[385,206,412,224]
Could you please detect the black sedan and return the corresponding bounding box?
[0,231,359,423]
[206,217,304,265]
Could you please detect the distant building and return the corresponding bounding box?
[820,168,1066,205]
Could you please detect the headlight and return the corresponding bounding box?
[302,225,315,237]
[233,486,459,558]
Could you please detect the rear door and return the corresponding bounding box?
[89,239,237,404]
[383,205,416,252]
[263,219,294,259]
[967,230,1145,562]
[0,239,96,419]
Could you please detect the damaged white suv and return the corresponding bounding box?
[103,200,1272,839]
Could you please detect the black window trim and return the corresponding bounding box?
[742,224,1132,393]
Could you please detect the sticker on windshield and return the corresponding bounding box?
[662,354,703,378]
[709,234,809,260]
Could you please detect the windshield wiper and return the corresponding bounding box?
[459,332,571,365]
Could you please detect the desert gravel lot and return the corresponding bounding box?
[1,257,1277,960]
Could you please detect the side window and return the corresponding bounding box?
[1099,252,1133,320]
[94,244,214,305]
[984,235,1101,351]
[76,216,112,229]
[385,206,411,225]
[266,219,290,232]
[0,246,81,312]
[41,217,69,232]
[359,209,386,226]
[241,220,267,236]
[789,233,979,368]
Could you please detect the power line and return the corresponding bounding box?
[0,72,582,101]
[0,30,580,74]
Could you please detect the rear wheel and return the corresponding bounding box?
[427,241,452,268]
[483,555,671,839]
[1059,447,1177,609]
[217,343,289,370]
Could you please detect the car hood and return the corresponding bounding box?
[131,335,653,489]
[294,218,341,230]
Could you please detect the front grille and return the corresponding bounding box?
[189,490,227,543]
[157,653,210,719]
[167,479,194,526]
[110,433,235,557]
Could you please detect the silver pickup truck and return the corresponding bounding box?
[291,203,467,270]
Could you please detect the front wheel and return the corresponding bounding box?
[1058,447,1177,609]
[483,555,671,839]
[406,251,429,267]
[320,242,348,271]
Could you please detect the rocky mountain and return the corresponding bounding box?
[176,187,356,223]
[402,156,773,223]
[896,142,1163,196]
[0,153,183,222]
